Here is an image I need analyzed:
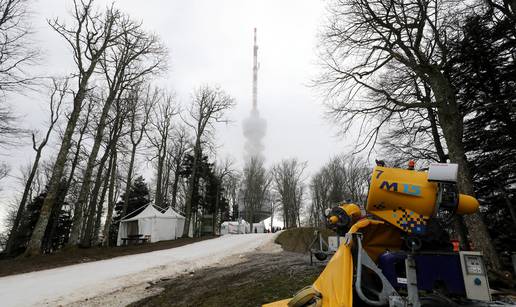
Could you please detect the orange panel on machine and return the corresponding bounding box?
[367,166,438,233]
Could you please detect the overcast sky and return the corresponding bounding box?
[0,0,361,223]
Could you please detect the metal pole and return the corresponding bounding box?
[252,28,259,110]
[405,254,421,307]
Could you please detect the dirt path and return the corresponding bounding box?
[128,240,324,307]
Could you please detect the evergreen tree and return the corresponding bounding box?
[180,154,211,212]
[7,180,71,256]
[108,176,150,245]
[450,12,516,271]
[180,153,229,235]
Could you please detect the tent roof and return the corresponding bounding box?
[164,207,185,219]
[122,204,171,222]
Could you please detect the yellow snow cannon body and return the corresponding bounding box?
[263,163,486,307]
[367,165,478,234]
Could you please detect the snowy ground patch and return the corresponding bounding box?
[0,233,276,307]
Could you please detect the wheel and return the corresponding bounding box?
[314,252,328,261]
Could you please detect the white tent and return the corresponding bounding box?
[252,221,266,233]
[117,205,184,246]
[163,207,186,238]
[220,220,250,235]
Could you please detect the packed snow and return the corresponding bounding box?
[0,233,276,306]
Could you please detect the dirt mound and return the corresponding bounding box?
[275,227,335,253]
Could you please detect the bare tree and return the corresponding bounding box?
[309,171,330,227]
[486,0,516,24]
[212,158,235,234]
[146,93,176,211]
[272,158,306,228]
[101,147,119,246]
[224,171,241,220]
[80,98,127,246]
[69,12,167,247]
[0,0,32,154]
[0,0,37,91]
[167,125,190,210]
[64,98,94,195]
[120,84,155,215]
[318,0,501,270]
[182,86,235,237]
[4,79,66,254]
[25,0,122,256]
[240,156,271,224]
[0,104,25,147]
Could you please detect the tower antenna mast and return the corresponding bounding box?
[252,28,259,110]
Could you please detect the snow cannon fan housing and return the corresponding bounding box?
[366,163,479,235]
[325,203,361,235]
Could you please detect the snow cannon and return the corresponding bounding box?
[263,163,499,307]
[367,163,479,235]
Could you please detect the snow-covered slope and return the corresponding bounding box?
[0,233,275,307]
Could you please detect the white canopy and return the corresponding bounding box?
[252,221,266,233]
[163,207,186,238]
[117,204,185,246]
[220,219,250,235]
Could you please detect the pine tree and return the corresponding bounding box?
[451,12,516,271]
[8,180,71,256]
[108,176,150,245]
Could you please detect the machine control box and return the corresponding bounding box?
[328,236,346,252]
[428,163,458,182]
[459,251,491,302]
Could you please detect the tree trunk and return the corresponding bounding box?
[93,162,111,245]
[427,107,447,163]
[82,114,123,246]
[69,92,117,246]
[182,140,200,237]
[433,75,502,271]
[122,145,138,217]
[81,145,111,246]
[427,93,469,250]
[24,80,90,256]
[453,216,470,250]
[213,185,220,235]
[64,115,90,196]
[163,156,172,205]
[498,184,516,226]
[102,150,118,246]
[170,165,181,209]
[155,148,165,208]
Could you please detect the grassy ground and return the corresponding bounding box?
[130,251,324,307]
[275,227,335,253]
[0,236,216,277]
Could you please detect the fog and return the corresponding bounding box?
[243,108,267,159]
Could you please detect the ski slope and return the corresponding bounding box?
[0,233,275,306]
